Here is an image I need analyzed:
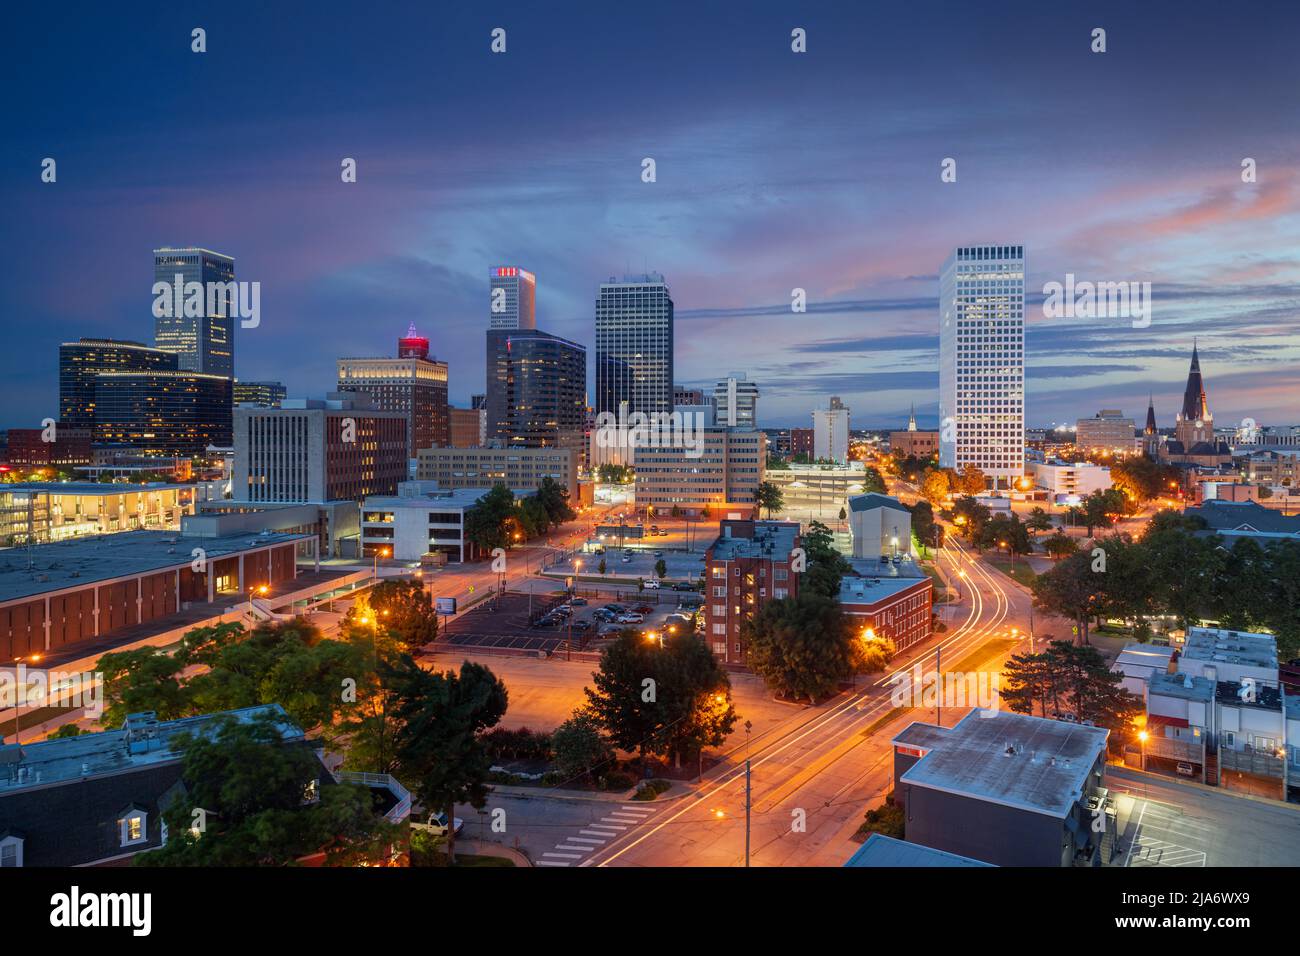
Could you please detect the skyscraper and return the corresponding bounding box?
[812,396,850,463]
[152,247,237,377]
[489,266,536,331]
[337,323,450,456]
[714,373,759,429]
[59,338,178,428]
[93,370,233,454]
[485,328,586,456]
[595,273,674,417]
[939,245,1026,490]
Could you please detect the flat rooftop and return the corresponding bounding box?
[363,487,520,509]
[1182,627,1278,671]
[707,521,799,561]
[1113,643,1175,672]
[840,573,930,606]
[1,482,192,495]
[0,529,313,604]
[0,705,300,794]
[1149,670,1214,702]
[845,833,994,868]
[892,721,952,752]
[900,710,1109,819]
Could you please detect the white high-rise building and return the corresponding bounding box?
[939,245,1026,491]
[489,266,536,331]
[714,373,758,430]
[813,396,850,463]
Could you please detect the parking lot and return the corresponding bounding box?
[439,588,703,654]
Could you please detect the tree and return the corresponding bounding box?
[1000,642,1141,735]
[1079,488,1126,536]
[744,594,879,701]
[1142,511,1223,630]
[463,484,517,553]
[535,476,577,525]
[754,481,784,519]
[958,464,987,496]
[584,630,735,769]
[801,520,851,599]
[1043,530,1078,559]
[551,711,614,782]
[920,469,951,505]
[909,500,937,555]
[654,558,667,580]
[137,712,398,866]
[862,467,887,495]
[598,557,607,575]
[1025,507,1054,536]
[951,496,992,542]
[354,579,438,653]
[1032,550,1100,645]
[977,513,1031,556]
[386,657,508,864]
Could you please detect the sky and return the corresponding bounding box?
[3,0,1299,430]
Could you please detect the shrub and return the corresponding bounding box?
[601,770,636,791]
[633,778,671,801]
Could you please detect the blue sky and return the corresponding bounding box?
[3,0,1299,429]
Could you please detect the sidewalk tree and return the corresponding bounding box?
[464,484,516,552]
[1031,550,1099,645]
[386,657,508,864]
[355,579,438,653]
[654,558,667,580]
[920,469,951,505]
[1025,507,1054,536]
[958,464,987,496]
[551,711,614,782]
[743,593,875,702]
[755,480,783,518]
[535,476,576,524]
[1043,530,1078,559]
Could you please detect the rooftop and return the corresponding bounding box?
[0,482,191,496]
[839,573,930,607]
[892,721,952,752]
[707,521,800,561]
[899,710,1109,819]
[363,486,516,510]
[848,492,908,513]
[0,705,300,794]
[1112,643,1175,673]
[0,529,312,604]
[1149,670,1215,703]
[1181,626,1278,671]
[845,833,994,868]
[1186,500,1300,535]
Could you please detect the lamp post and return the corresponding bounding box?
[373,546,389,580]
[9,654,40,745]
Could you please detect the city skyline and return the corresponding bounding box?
[4,2,1300,432]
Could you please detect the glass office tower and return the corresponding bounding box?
[594,273,674,417]
[153,247,237,377]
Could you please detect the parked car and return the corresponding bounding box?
[633,604,654,614]
[571,620,592,632]
[598,623,625,635]
[653,551,664,558]
[643,579,660,589]
[649,525,659,533]
[603,604,627,613]
[570,597,588,606]
[616,613,644,624]
[1176,762,1195,776]
[671,581,696,591]
[411,811,464,837]
[621,555,632,563]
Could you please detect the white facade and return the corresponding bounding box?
[939,245,1026,490]
[1028,460,1111,497]
[813,402,850,463]
[489,266,536,330]
[847,492,913,559]
[714,374,758,430]
[360,483,498,562]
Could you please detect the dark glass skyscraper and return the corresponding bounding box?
[93,370,233,454]
[59,338,178,428]
[153,247,237,377]
[595,274,674,417]
[485,328,586,456]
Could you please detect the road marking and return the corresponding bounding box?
[555,844,593,852]
[580,829,613,837]
[607,813,640,821]
[598,821,628,829]
[570,835,607,843]
[621,806,654,813]
[543,851,583,860]
[537,860,570,867]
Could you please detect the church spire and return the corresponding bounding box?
[1144,393,1157,435]
[907,403,917,431]
[1179,339,1209,423]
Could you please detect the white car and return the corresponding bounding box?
[616,613,644,624]
[411,811,464,837]
[643,579,660,589]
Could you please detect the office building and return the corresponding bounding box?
[714,374,759,430]
[1075,409,1137,455]
[813,397,850,464]
[485,328,586,456]
[416,446,577,499]
[361,482,503,562]
[839,573,933,653]
[633,428,766,513]
[1027,460,1112,499]
[93,370,233,455]
[233,394,408,504]
[233,380,286,407]
[595,274,674,417]
[58,339,178,428]
[674,385,705,407]
[336,324,450,456]
[704,519,801,666]
[152,247,237,377]
[489,266,536,331]
[939,245,1026,490]
[3,427,93,467]
[790,427,814,459]
[0,482,195,547]
[449,407,486,447]
[891,711,1110,867]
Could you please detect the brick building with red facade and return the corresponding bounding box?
[703,519,801,667]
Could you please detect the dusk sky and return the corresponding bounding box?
[4,0,1299,430]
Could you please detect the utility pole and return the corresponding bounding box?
[744,759,752,868]
[935,644,942,727]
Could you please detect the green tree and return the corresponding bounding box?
[1043,530,1078,559]
[357,579,438,653]
[754,481,784,519]
[386,657,508,863]
[1032,550,1101,645]
[463,484,517,553]
[909,500,937,555]
[535,476,577,525]
[1025,507,1054,536]
[1142,511,1223,629]
[137,712,397,867]
[598,557,607,576]
[800,520,852,599]
[743,593,876,702]
[550,711,614,782]
[654,558,667,580]
[920,468,951,505]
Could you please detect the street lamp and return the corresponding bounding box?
[373,546,389,580]
[1138,730,1149,772]
[9,654,40,745]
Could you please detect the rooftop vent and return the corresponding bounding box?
[1003,744,1017,757]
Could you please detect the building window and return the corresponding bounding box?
[0,837,21,868]
[120,811,148,847]
[712,623,726,635]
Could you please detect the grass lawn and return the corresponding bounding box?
[983,554,1037,588]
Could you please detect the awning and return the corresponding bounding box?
[1146,713,1190,728]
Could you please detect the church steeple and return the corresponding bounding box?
[1144,393,1157,436]
[907,403,917,432]
[1179,338,1209,424]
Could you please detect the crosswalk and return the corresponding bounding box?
[536,805,657,866]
